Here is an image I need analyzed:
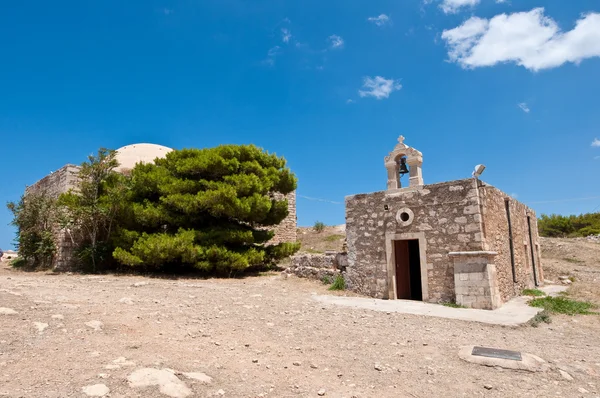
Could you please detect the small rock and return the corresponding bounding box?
[318,388,326,396]
[85,320,103,331]
[33,322,49,333]
[113,357,136,366]
[52,314,65,320]
[484,385,493,390]
[374,364,383,371]
[119,297,134,305]
[182,372,212,383]
[559,370,574,381]
[0,307,17,315]
[215,389,225,396]
[293,361,301,366]
[132,282,148,287]
[97,373,109,379]
[82,383,110,397]
[310,364,318,369]
[578,387,589,394]
[252,359,259,363]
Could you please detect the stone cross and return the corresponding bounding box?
[398,135,405,145]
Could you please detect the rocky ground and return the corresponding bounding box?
[1,236,599,398]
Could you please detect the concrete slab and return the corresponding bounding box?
[312,289,563,326]
[458,345,549,372]
[540,284,568,297]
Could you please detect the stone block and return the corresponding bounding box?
[455,217,467,224]
[459,273,469,281]
[463,205,479,215]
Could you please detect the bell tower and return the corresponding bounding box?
[384,135,424,190]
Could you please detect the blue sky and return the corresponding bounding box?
[1,0,600,249]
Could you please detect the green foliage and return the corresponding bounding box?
[313,221,326,233]
[10,257,28,269]
[328,274,346,291]
[7,193,58,269]
[522,289,546,297]
[324,234,345,242]
[114,145,298,273]
[321,275,333,285]
[441,301,467,308]
[529,296,598,315]
[529,310,552,327]
[58,148,125,272]
[538,212,600,238]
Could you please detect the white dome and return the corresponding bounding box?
[114,143,173,173]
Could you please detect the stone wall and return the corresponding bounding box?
[450,251,501,309]
[345,178,484,301]
[269,191,298,244]
[480,184,541,302]
[286,252,347,281]
[25,165,81,271]
[25,165,80,198]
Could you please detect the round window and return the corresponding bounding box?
[396,208,414,227]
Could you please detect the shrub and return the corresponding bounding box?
[529,310,552,327]
[529,296,597,315]
[321,275,333,285]
[313,221,326,233]
[538,212,600,238]
[522,289,546,297]
[328,274,346,291]
[7,193,58,269]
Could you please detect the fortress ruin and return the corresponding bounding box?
[25,143,297,270]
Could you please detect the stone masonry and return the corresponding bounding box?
[344,136,542,310]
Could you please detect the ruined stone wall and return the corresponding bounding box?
[269,191,297,244]
[25,165,81,270]
[286,252,346,281]
[25,165,80,198]
[480,185,541,302]
[345,178,484,301]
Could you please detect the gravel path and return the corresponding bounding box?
[0,264,599,397]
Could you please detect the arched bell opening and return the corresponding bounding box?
[384,136,424,190]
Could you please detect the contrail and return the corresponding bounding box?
[298,195,343,205]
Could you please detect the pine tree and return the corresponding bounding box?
[113,144,299,273]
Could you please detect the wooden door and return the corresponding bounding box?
[394,240,411,299]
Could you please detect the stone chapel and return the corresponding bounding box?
[344,136,543,309]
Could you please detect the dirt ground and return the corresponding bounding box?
[1,250,599,398]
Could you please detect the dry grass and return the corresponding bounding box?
[297,225,346,254]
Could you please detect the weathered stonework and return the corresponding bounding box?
[344,136,542,309]
[269,191,297,245]
[286,252,347,281]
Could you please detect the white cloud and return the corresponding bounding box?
[595,156,600,160]
[441,8,600,71]
[592,138,600,147]
[510,193,519,199]
[368,14,391,27]
[328,35,344,49]
[346,99,355,104]
[440,0,480,14]
[281,28,291,43]
[358,76,402,100]
[263,46,281,66]
[518,103,530,113]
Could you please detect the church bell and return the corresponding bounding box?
[398,157,409,176]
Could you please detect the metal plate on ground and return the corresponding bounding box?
[472,346,522,361]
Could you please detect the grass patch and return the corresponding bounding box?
[313,221,326,233]
[441,301,467,309]
[529,296,598,315]
[522,289,546,297]
[324,234,345,243]
[529,310,552,327]
[563,257,584,264]
[321,275,333,285]
[328,275,346,291]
